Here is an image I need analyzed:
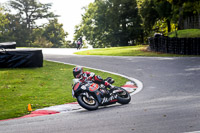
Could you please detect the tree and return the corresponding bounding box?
[0,6,9,30]
[9,0,56,30]
[74,2,106,48]
[43,19,68,48]
[140,0,158,38]
[9,0,57,46]
[31,27,52,48]
[75,0,142,47]
[0,5,11,42]
[110,0,142,45]
[140,0,173,36]
[167,0,200,29]
[154,0,172,32]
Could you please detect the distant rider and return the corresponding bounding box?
[77,37,82,50]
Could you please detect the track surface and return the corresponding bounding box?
[1,49,200,133]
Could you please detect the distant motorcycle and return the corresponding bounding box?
[71,78,131,110]
[76,41,82,50]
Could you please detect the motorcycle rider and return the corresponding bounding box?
[78,36,82,44]
[77,37,82,50]
[73,66,115,93]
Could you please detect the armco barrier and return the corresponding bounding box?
[148,37,200,55]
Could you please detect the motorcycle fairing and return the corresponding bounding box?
[74,82,80,91]
[72,82,83,97]
[101,94,118,105]
[89,83,99,92]
[72,80,118,105]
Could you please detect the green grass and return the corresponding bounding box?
[168,29,200,38]
[0,61,128,120]
[75,45,198,57]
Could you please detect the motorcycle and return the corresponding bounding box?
[76,41,82,50]
[71,77,131,110]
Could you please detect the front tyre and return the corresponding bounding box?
[117,88,131,104]
[77,93,99,111]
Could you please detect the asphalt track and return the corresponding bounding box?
[0,48,200,133]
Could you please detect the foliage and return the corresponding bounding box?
[0,5,12,42]
[4,13,31,46]
[0,61,128,120]
[8,0,57,46]
[140,0,159,37]
[75,0,142,48]
[0,0,70,48]
[32,36,53,48]
[140,0,173,37]
[139,0,200,40]
[168,29,200,38]
[9,0,56,29]
[168,0,200,29]
[0,6,9,31]
[31,19,69,48]
[75,0,200,46]
[43,19,68,48]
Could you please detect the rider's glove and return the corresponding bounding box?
[109,84,115,89]
[105,81,114,89]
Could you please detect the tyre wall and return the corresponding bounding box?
[148,37,200,55]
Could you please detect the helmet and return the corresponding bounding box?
[73,66,83,78]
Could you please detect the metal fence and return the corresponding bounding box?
[148,37,200,55]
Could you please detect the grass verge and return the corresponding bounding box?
[0,60,128,120]
[75,45,199,57]
[168,29,200,38]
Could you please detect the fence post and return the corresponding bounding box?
[197,38,200,55]
[180,38,183,54]
[191,38,196,55]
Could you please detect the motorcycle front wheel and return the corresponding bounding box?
[77,93,99,111]
[116,88,131,104]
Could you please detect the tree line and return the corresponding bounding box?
[0,0,199,48]
[0,0,70,48]
[74,0,200,47]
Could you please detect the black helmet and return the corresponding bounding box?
[73,66,83,78]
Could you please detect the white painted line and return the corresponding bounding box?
[185,131,200,133]
[36,103,82,112]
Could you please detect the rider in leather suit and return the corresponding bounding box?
[73,66,115,90]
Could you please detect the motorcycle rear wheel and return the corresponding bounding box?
[116,88,131,104]
[77,93,99,111]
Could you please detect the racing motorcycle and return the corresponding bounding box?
[76,41,82,50]
[71,77,131,110]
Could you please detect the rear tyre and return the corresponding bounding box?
[117,88,131,104]
[77,93,99,111]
